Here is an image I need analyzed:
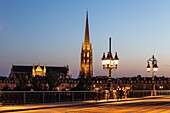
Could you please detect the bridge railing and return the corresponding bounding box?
[128,90,151,98]
[0,91,94,105]
[1,90,170,105]
[156,90,170,95]
[128,90,170,98]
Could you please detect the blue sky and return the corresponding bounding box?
[0,0,170,78]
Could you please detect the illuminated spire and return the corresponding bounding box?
[32,63,35,76]
[44,64,46,76]
[84,10,90,44]
[79,11,93,78]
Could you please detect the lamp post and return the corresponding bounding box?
[101,37,119,98]
[147,55,158,96]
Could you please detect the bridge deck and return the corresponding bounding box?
[0,95,170,113]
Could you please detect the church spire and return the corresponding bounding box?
[79,11,93,78]
[84,11,90,44]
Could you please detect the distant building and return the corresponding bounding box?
[9,64,70,79]
[1,74,170,91]
[56,78,79,91]
[92,75,170,90]
[57,75,170,91]
[79,11,93,78]
[0,77,17,91]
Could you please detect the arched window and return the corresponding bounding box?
[87,52,89,57]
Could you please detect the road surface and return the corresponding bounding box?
[3,96,170,113]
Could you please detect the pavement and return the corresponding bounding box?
[0,96,165,113]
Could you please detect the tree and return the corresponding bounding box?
[2,86,10,91]
[71,77,93,91]
[45,72,60,90]
[16,73,28,90]
[32,76,42,91]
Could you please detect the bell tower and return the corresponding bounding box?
[79,11,93,78]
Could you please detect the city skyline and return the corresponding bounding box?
[0,0,170,78]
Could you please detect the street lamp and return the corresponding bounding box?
[147,55,158,96]
[101,37,119,98]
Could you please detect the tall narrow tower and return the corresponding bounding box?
[79,11,93,78]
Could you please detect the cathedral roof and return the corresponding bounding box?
[12,65,32,72]
[11,65,68,73]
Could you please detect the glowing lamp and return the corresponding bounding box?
[153,64,158,72]
[147,63,151,72]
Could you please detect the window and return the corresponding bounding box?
[87,52,89,57]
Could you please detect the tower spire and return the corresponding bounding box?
[84,10,90,43]
[79,11,93,78]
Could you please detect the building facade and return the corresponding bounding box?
[79,11,93,78]
[9,64,69,79]
[0,77,17,91]
[92,75,170,91]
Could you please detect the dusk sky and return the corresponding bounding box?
[0,0,170,78]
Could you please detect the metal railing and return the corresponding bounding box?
[0,90,170,105]
[0,91,94,105]
[128,90,170,98]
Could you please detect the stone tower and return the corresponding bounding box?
[79,11,93,78]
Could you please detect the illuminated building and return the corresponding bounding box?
[79,11,93,78]
[0,77,17,91]
[9,64,69,79]
[92,75,170,91]
[32,64,46,76]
